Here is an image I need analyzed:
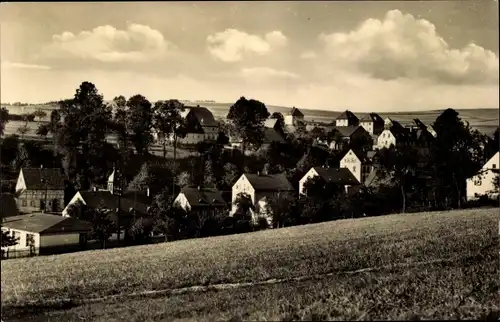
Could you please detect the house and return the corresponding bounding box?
[328,125,372,151]
[375,118,410,149]
[0,193,20,219]
[360,113,385,136]
[1,213,91,258]
[231,172,294,224]
[15,167,66,214]
[229,125,286,151]
[340,149,374,184]
[299,166,360,196]
[284,107,305,126]
[174,187,230,212]
[466,151,500,200]
[161,106,219,145]
[335,110,359,127]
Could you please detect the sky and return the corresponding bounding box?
[1,1,499,112]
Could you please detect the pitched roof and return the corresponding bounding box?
[185,106,218,127]
[21,168,66,190]
[335,110,359,124]
[334,125,363,138]
[179,187,229,208]
[244,173,294,192]
[343,149,372,163]
[0,193,19,218]
[263,128,286,144]
[360,113,384,124]
[78,190,150,216]
[2,213,91,235]
[289,107,304,117]
[312,167,360,185]
[264,118,279,129]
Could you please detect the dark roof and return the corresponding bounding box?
[0,193,19,218]
[186,106,218,127]
[364,168,391,187]
[289,107,304,117]
[2,213,91,235]
[263,128,286,144]
[78,190,150,216]
[335,110,359,124]
[21,168,66,190]
[244,173,294,192]
[334,125,365,138]
[312,167,360,185]
[360,113,384,124]
[179,187,229,208]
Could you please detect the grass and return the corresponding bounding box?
[1,208,499,321]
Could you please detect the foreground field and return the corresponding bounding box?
[1,208,499,321]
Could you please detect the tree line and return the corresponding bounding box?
[1,81,499,249]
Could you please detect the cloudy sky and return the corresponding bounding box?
[1,1,498,112]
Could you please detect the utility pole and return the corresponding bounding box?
[113,168,123,243]
[41,178,49,213]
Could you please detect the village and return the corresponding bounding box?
[1,82,498,259]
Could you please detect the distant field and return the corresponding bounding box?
[3,103,498,137]
[1,208,498,321]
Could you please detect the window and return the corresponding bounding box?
[26,233,35,247]
[22,199,27,207]
[493,164,497,169]
[474,178,482,186]
[30,200,35,207]
[353,166,356,172]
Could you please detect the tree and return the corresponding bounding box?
[13,143,31,170]
[0,107,9,137]
[0,135,19,166]
[112,95,130,162]
[222,162,239,189]
[430,109,485,209]
[1,230,18,248]
[233,192,254,217]
[176,171,192,189]
[127,163,152,191]
[36,123,50,139]
[377,146,419,213]
[265,192,298,228]
[203,160,217,188]
[153,99,185,159]
[127,95,153,156]
[270,112,285,130]
[227,96,270,151]
[17,124,30,139]
[32,109,47,122]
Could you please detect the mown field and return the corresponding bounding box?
[1,208,499,321]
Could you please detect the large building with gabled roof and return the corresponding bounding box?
[335,110,359,127]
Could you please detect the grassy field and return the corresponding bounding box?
[1,208,499,321]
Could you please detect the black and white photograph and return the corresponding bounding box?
[1,1,499,321]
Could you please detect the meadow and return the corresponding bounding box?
[1,208,499,321]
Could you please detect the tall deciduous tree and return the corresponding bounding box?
[33,109,47,122]
[227,96,270,151]
[0,107,9,137]
[126,95,153,157]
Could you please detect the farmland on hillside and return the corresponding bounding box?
[1,208,499,321]
[3,103,499,137]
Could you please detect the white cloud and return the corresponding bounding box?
[319,9,499,84]
[206,29,288,62]
[241,67,299,80]
[42,24,172,63]
[300,51,317,59]
[1,61,51,70]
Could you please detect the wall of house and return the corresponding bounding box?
[360,122,374,135]
[174,193,191,211]
[340,151,362,183]
[40,233,81,248]
[336,119,349,127]
[17,190,65,214]
[299,168,319,195]
[466,153,500,200]
[377,130,396,149]
[284,115,294,126]
[1,228,40,257]
[231,175,255,215]
[62,192,85,217]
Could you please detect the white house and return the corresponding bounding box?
[174,187,230,212]
[299,166,360,196]
[376,119,410,149]
[466,152,500,200]
[334,110,359,127]
[340,149,374,185]
[231,172,294,224]
[1,213,91,259]
[359,113,384,136]
[284,107,305,126]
